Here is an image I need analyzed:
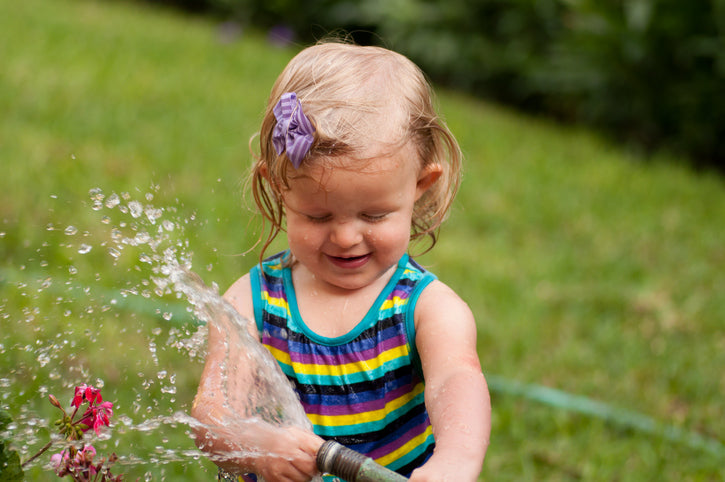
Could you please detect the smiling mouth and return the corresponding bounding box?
[327,253,371,268]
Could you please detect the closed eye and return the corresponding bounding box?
[305,214,331,223]
[362,213,389,222]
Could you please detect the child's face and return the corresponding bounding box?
[282,146,435,292]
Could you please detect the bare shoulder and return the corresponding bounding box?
[223,273,255,324]
[415,279,481,379]
[415,279,476,333]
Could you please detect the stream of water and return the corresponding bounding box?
[1,187,316,480]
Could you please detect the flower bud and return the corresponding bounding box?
[48,394,62,409]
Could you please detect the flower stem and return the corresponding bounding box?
[21,440,53,468]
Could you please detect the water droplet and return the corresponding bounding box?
[134,232,151,245]
[108,247,121,258]
[64,225,78,236]
[78,244,92,254]
[89,187,104,201]
[37,352,50,367]
[145,207,162,224]
[162,220,175,232]
[128,201,143,218]
[68,266,78,275]
[101,215,111,224]
[163,312,173,321]
[105,193,121,208]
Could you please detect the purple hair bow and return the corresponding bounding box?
[272,92,315,168]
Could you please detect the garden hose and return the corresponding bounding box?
[316,440,408,482]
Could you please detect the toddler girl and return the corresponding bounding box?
[193,42,491,482]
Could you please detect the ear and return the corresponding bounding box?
[258,163,282,193]
[415,163,443,201]
[258,163,270,182]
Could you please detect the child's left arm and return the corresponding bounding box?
[410,280,491,482]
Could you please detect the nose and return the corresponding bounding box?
[329,220,363,249]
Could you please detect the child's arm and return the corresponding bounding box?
[191,274,324,481]
[410,280,491,482]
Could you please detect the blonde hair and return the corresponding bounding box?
[251,41,462,259]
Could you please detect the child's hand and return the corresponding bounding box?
[249,426,324,482]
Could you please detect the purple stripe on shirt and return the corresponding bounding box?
[301,383,413,416]
[284,333,408,366]
[263,286,287,301]
[367,422,430,460]
[388,287,413,300]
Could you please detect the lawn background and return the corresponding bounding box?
[1,0,724,480]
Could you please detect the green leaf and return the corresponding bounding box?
[0,409,25,481]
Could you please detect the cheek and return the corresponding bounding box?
[372,219,413,247]
[286,218,317,245]
[287,217,308,242]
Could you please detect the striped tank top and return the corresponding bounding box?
[248,251,437,480]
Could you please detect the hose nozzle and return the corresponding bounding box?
[316,440,408,482]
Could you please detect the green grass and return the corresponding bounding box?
[1,0,724,480]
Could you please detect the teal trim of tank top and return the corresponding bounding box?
[249,251,437,380]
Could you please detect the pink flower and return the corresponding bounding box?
[51,445,97,478]
[79,401,114,435]
[42,385,125,480]
[71,384,102,408]
[76,445,97,474]
[51,450,68,469]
